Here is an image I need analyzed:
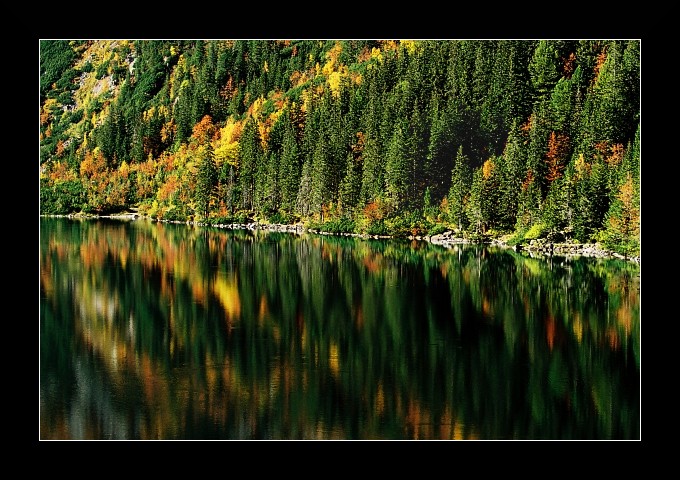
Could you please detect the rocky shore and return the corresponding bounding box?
[46,212,640,264]
[429,230,640,264]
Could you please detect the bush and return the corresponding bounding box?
[316,217,355,234]
[267,211,296,225]
[426,222,448,236]
[40,178,86,214]
[366,219,389,236]
[523,222,546,240]
[210,211,252,225]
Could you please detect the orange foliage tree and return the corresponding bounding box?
[603,173,640,257]
[545,131,570,182]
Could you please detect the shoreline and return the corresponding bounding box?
[41,212,641,265]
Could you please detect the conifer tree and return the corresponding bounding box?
[238,117,259,211]
[278,112,302,214]
[426,94,453,201]
[384,121,410,212]
[194,143,217,219]
[339,151,361,216]
[296,158,313,217]
[447,146,471,232]
[466,168,485,235]
[602,172,640,257]
[526,99,552,198]
[590,40,640,146]
[529,40,562,102]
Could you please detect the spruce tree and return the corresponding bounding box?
[238,117,259,211]
[278,113,302,214]
[339,151,361,217]
[194,143,217,219]
[529,40,562,102]
[447,146,471,232]
[384,121,410,212]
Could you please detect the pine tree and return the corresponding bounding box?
[602,172,640,257]
[194,143,217,219]
[359,78,384,206]
[238,117,259,211]
[541,175,570,237]
[498,119,526,230]
[550,77,575,135]
[466,168,484,235]
[529,40,562,102]
[583,41,639,151]
[339,151,361,216]
[384,121,410,212]
[296,158,313,217]
[447,146,471,232]
[426,94,453,201]
[310,139,330,218]
[278,112,302,214]
[526,98,552,198]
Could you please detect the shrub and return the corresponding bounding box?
[366,219,389,236]
[524,222,546,240]
[427,223,448,236]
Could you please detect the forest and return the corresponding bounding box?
[39,40,640,256]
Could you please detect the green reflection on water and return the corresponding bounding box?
[40,217,640,440]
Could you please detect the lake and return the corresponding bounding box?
[39,217,640,440]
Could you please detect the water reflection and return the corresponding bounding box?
[40,218,640,440]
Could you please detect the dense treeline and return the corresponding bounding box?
[39,40,640,256]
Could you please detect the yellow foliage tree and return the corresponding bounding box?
[482,159,495,179]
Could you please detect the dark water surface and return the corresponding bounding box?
[39,217,640,440]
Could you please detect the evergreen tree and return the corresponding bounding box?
[238,117,259,211]
[498,119,526,230]
[447,146,471,232]
[541,175,570,237]
[602,172,640,257]
[309,135,331,218]
[426,94,453,201]
[408,100,429,207]
[550,76,575,135]
[296,158,313,217]
[194,143,217,219]
[516,172,542,231]
[278,112,302,214]
[590,40,640,146]
[466,168,485,235]
[384,120,410,212]
[359,77,384,205]
[175,81,195,144]
[262,151,280,215]
[529,40,562,102]
[526,98,552,198]
[492,153,515,232]
[339,151,361,216]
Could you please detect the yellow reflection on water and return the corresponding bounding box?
[329,343,340,377]
[212,270,241,326]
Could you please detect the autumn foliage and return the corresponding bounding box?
[39,39,639,254]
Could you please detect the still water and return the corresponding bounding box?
[39,217,640,440]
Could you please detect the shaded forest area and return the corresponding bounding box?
[39,40,640,256]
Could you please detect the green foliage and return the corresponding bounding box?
[267,211,297,225]
[210,210,252,225]
[194,144,218,219]
[309,216,356,234]
[38,40,640,258]
[524,221,547,240]
[40,178,86,214]
[365,219,389,236]
[40,40,80,101]
[426,222,449,236]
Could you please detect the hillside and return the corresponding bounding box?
[39,39,640,256]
